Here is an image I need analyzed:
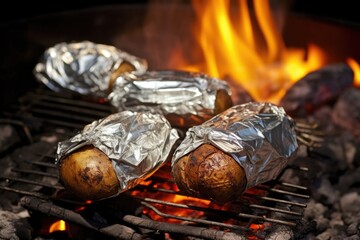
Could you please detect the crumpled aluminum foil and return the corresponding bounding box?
[33,41,147,98]
[108,70,232,128]
[56,111,179,196]
[172,102,298,189]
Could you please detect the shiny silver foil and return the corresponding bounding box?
[172,102,298,189]
[56,111,179,197]
[34,41,147,98]
[108,70,232,127]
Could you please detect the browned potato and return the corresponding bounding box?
[172,143,247,204]
[214,89,233,115]
[108,61,136,91]
[161,89,233,129]
[59,145,120,200]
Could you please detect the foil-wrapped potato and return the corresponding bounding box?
[109,70,233,128]
[172,102,298,204]
[33,41,147,99]
[57,111,179,200]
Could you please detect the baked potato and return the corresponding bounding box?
[172,143,247,204]
[108,61,136,91]
[59,145,119,200]
[171,102,299,205]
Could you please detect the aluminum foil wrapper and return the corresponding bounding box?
[34,41,147,98]
[56,111,179,196]
[172,102,298,189]
[108,70,232,127]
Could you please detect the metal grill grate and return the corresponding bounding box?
[0,87,310,239]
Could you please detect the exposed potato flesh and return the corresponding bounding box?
[108,61,136,90]
[214,89,233,115]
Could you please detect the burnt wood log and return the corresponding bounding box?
[332,87,360,141]
[122,214,245,240]
[279,63,354,117]
[21,196,246,240]
[20,196,142,240]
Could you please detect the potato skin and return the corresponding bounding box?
[162,89,233,129]
[108,61,136,91]
[214,89,233,115]
[59,145,120,200]
[172,144,247,204]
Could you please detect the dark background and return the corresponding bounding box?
[1,1,360,26]
[0,1,147,25]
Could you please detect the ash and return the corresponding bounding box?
[279,63,360,239]
[0,128,62,240]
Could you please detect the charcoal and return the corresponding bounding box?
[332,87,360,141]
[340,192,360,225]
[313,178,340,205]
[0,210,32,240]
[13,218,32,240]
[337,167,360,193]
[344,235,360,240]
[329,211,345,228]
[346,223,359,236]
[303,200,329,233]
[279,63,354,117]
[0,124,21,154]
[315,229,333,240]
[266,225,293,240]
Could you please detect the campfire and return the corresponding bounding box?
[1,1,360,240]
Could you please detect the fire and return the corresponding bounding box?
[49,220,66,233]
[347,57,360,87]
[131,179,212,223]
[174,0,330,103]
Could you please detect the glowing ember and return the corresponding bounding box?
[173,0,331,103]
[49,220,66,233]
[131,179,212,223]
[250,223,265,231]
[74,200,92,212]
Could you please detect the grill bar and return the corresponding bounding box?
[244,194,307,207]
[0,176,63,190]
[26,116,87,129]
[0,88,311,239]
[11,168,59,178]
[31,108,99,123]
[256,185,309,198]
[33,101,110,118]
[248,204,302,216]
[280,182,308,190]
[0,186,48,199]
[25,91,111,112]
[21,196,143,240]
[141,201,249,231]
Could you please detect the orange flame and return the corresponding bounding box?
[176,0,329,103]
[347,57,360,87]
[131,179,212,223]
[49,220,66,233]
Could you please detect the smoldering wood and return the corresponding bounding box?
[21,196,246,240]
[279,63,354,117]
[122,214,246,240]
[20,196,142,240]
